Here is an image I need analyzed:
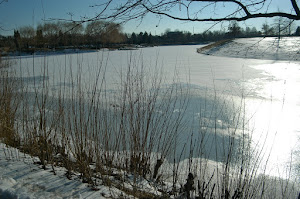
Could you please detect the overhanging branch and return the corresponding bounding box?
[142,2,300,22]
[81,0,300,25]
[0,0,8,4]
[291,0,300,16]
[191,0,251,16]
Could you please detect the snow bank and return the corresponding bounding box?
[198,37,300,61]
[0,143,126,199]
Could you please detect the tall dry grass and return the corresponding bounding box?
[0,57,21,147]
[0,53,299,198]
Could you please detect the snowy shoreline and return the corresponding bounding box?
[197,37,300,61]
[0,143,127,199]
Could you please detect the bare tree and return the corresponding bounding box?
[85,21,106,46]
[271,16,295,38]
[87,0,300,23]
[262,23,274,36]
[19,26,35,49]
[228,21,241,37]
[85,21,106,37]
[37,23,60,38]
[19,26,35,39]
[101,22,125,44]
[59,21,84,35]
[85,21,124,46]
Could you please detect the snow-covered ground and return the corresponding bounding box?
[0,143,129,199]
[199,37,300,61]
[1,37,300,198]
[1,142,299,199]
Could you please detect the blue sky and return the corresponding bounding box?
[0,0,299,36]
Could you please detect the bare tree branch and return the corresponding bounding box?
[93,0,300,24]
[0,0,8,5]
[291,0,300,16]
[192,0,251,16]
[48,0,300,34]
[142,4,300,22]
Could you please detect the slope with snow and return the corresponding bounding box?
[0,143,127,199]
[199,37,300,61]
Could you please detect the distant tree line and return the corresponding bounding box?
[0,21,125,53]
[0,20,300,54]
[126,20,299,45]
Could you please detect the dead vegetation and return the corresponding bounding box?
[0,54,299,198]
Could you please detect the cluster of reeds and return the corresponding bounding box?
[0,53,298,198]
[0,57,21,147]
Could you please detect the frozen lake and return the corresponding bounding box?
[11,38,300,179]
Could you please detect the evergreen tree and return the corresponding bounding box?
[131,33,137,44]
[142,32,148,44]
[148,33,153,44]
[13,30,20,50]
[228,21,241,38]
[137,32,143,44]
[36,29,44,48]
[295,26,300,36]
